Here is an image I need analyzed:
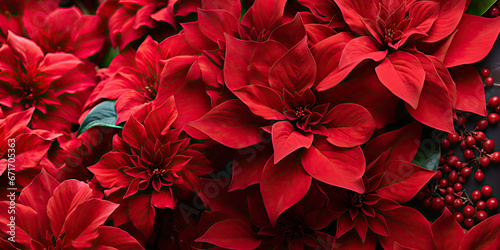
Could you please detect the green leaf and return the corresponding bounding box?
[100,47,120,68]
[77,100,123,136]
[466,0,497,16]
[411,127,446,171]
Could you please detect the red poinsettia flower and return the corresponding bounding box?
[0,169,143,249]
[23,6,106,58]
[88,97,213,239]
[87,35,209,127]
[193,184,335,249]
[97,0,200,49]
[328,122,437,249]
[0,108,61,198]
[0,32,96,133]
[188,35,378,225]
[315,0,500,133]
[432,208,500,250]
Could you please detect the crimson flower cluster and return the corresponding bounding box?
[1,0,500,249]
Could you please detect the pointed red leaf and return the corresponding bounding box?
[3,107,34,139]
[88,152,134,189]
[268,37,316,94]
[198,9,239,43]
[449,66,487,117]
[322,103,375,148]
[63,199,119,248]
[128,194,155,239]
[229,143,273,191]
[379,206,435,250]
[460,213,500,250]
[144,96,178,138]
[94,226,144,249]
[202,0,241,17]
[0,202,39,247]
[122,115,147,149]
[47,180,94,237]
[432,209,464,250]
[376,161,436,203]
[269,14,307,49]
[187,99,267,149]
[37,53,82,76]
[302,139,365,193]
[6,31,43,67]
[135,36,159,78]
[422,0,467,43]
[334,0,378,34]
[375,51,425,109]
[151,187,175,209]
[260,153,312,226]
[272,121,314,164]
[234,84,286,120]
[241,0,287,33]
[339,36,387,69]
[195,219,261,249]
[444,14,500,68]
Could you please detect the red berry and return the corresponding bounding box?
[461,167,472,178]
[454,182,463,192]
[465,136,476,148]
[464,149,475,160]
[454,160,462,170]
[445,194,454,205]
[431,197,445,212]
[416,191,426,201]
[460,140,467,150]
[443,164,452,173]
[477,119,489,130]
[448,170,458,183]
[480,156,491,168]
[446,187,455,194]
[481,68,491,78]
[476,211,488,222]
[488,113,500,125]
[440,156,446,165]
[485,76,495,87]
[472,190,482,202]
[440,138,450,149]
[446,149,454,156]
[481,185,493,197]
[439,179,448,188]
[490,96,500,109]
[446,156,460,168]
[489,6,500,17]
[463,205,475,218]
[447,133,460,144]
[433,171,443,181]
[486,198,499,211]
[473,131,487,142]
[475,171,485,182]
[453,198,463,209]
[454,212,464,223]
[491,152,500,164]
[458,176,467,184]
[423,198,431,208]
[438,188,446,196]
[458,116,467,126]
[477,200,486,210]
[482,139,495,153]
[496,105,500,113]
[464,218,475,228]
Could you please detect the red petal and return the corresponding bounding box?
[339,36,387,69]
[241,0,287,34]
[375,51,425,109]
[268,37,316,94]
[333,229,377,250]
[128,194,155,239]
[122,115,147,149]
[422,0,467,43]
[93,226,144,249]
[449,66,487,117]
[229,143,273,191]
[260,153,312,226]
[444,14,500,68]
[376,161,436,203]
[151,187,175,209]
[144,96,178,138]
[198,9,239,43]
[302,139,365,193]
[202,0,241,17]
[460,213,500,250]
[311,32,354,91]
[379,206,435,250]
[47,180,94,237]
[0,202,39,247]
[431,208,464,250]
[88,152,134,189]
[63,199,119,248]
[269,14,307,49]
[187,99,267,149]
[334,0,378,34]
[6,31,43,67]
[272,121,314,164]
[195,219,261,249]
[234,84,286,120]
[135,36,159,79]
[224,35,287,91]
[3,108,34,139]
[38,53,82,76]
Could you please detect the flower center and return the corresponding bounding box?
[384,24,397,44]
[294,107,309,120]
[142,76,157,101]
[151,168,167,177]
[280,223,303,239]
[351,193,364,208]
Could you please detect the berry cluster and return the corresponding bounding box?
[417,96,500,228]
[481,68,496,87]
[484,2,500,17]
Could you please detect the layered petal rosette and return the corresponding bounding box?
[188,35,377,224]
[89,97,212,238]
[316,0,500,133]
